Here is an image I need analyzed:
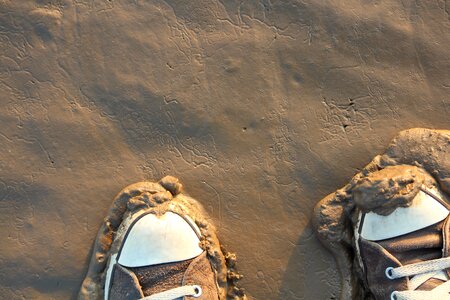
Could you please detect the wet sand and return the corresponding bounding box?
[0,1,449,299]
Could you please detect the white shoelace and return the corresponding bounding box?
[386,256,450,299]
[139,285,202,300]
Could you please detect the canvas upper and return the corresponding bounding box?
[104,209,219,300]
[354,186,450,300]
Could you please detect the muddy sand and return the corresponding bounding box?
[0,1,449,299]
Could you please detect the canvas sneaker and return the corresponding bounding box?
[79,176,245,300]
[353,167,450,299]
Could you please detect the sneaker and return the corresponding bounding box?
[353,166,450,299]
[79,176,246,300]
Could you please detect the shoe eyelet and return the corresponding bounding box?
[385,267,395,279]
[390,291,398,300]
[193,285,202,298]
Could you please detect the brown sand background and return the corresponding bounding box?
[0,1,449,299]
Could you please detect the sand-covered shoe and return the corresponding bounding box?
[353,166,450,300]
[79,176,246,300]
[313,129,450,299]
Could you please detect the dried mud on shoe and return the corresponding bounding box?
[79,175,247,300]
[312,128,450,299]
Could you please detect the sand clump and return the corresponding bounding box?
[352,165,430,215]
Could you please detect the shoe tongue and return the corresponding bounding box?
[124,252,216,298]
[129,259,193,297]
[416,277,447,290]
[378,220,445,265]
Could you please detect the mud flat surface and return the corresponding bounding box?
[0,1,449,299]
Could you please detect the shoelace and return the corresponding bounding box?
[386,256,450,300]
[139,285,202,300]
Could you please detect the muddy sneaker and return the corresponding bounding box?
[79,176,246,300]
[353,166,450,300]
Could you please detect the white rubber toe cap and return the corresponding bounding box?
[117,212,203,267]
[360,190,449,241]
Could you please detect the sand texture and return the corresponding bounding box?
[0,1,449,299]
